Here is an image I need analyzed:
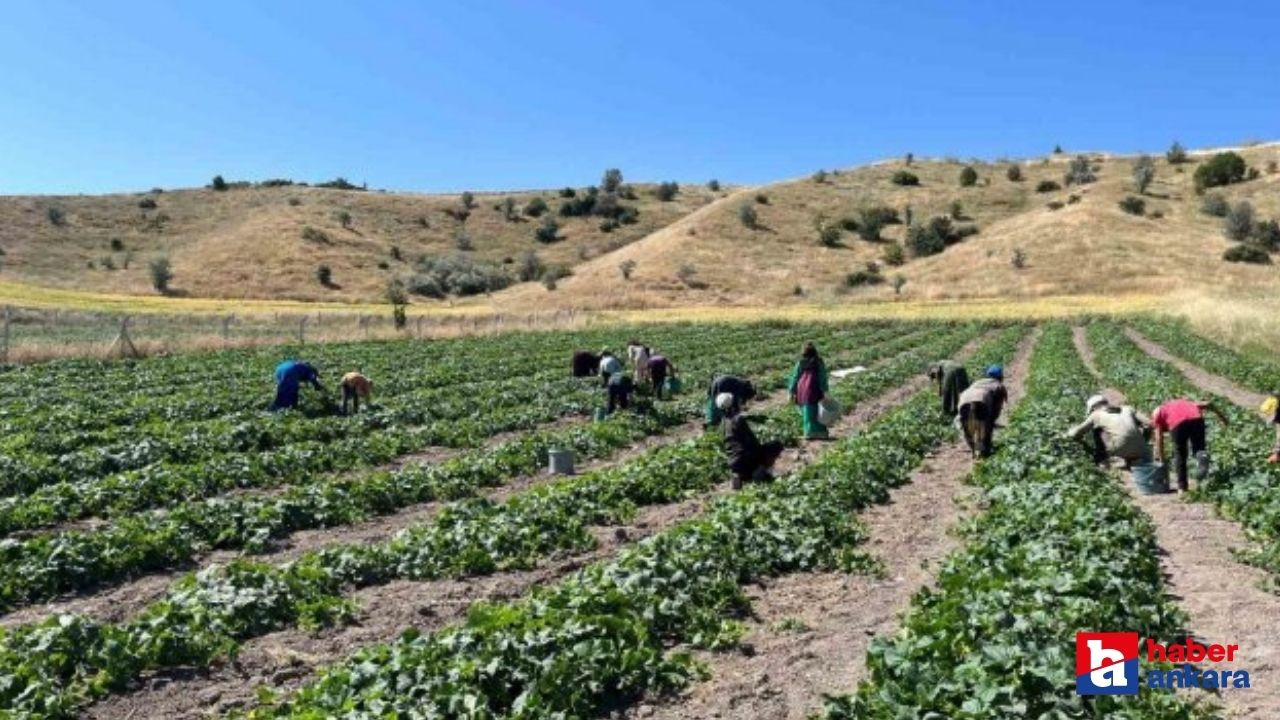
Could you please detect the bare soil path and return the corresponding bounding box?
[1077,328,1280,719]
[617,331,1037,720]
[1124,328,1266,410]
[84,338,996,720]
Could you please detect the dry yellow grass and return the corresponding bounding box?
[0,182,715,303]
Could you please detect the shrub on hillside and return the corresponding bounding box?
[1064,155,1096,185]
[904,153,914,166]
[708,179,721,191]
[1223,244,1271,264]
[149,257,173,293]
[1200,194,1228,217]
[602,169,623,193]
[1224,201,1255,241]
[1012,248,1027,269]
[1035,179,1061,193]
[738,203,758,229]
[959,166,978,187]
[210,175,228,191]
[817,221,842,247]
[812,169,828,184]
[882,241,906,266]
[454,230,474,251]
[1053,144,1064,154]
[891,170,920,186]
[287,197,301,207]
[1167,141,1188,165]
[619,258,637,280]
[1006,165,1023,182]
[46,207,66,226]
[301,226,331,244]
[336,210,353,228]
[517,251,545,282]
[1253,219,1280,251]
[1267,161,1278,175]
[1046,201,1064,211]
[110,238,125,252]
[501,197,518,221]
[1132,155,1156,195]
[315,265,334,287]
[846,262,884,287]
[138,198,158,210]
[905,219,956,257]
[1118,196,1146,216]
[259,178,295,187]
[1194,152,1247,192]
[559,187,576,198]
[541,265,571,290]
[755,193,769,204]
[534,216,560,244]
[655,182,679,201]
[524,197,548,217]
[950,201,965,220]
[410,254,512,297]
[676,263,700,287]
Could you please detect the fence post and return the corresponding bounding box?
[298,316,308,345]
[109,315,140,359]
[1,306,10,364]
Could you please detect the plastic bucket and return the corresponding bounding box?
[548,448,576,475]
[1131,462,1169,495]
[817,398,843,426]
[664,376,683,394]
[593,407,609,422]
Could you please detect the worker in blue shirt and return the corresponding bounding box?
[270,359,324,411]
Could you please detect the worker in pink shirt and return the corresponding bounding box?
[1151,398,1229,493]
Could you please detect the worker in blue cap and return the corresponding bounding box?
[270,359,325,411]
[956,364,1009,458]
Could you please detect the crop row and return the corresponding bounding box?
[230,327,1023,719]
[0,324,911,612]
[1138,318,1280,396]
[824,324,1212,719]
[1085,321,1280,588]
[0,325,1007,717]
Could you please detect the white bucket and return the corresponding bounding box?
[548,448,575,475]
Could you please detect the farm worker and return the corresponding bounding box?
[956,365,1009,458]
[1261,395,1280,463]
[928,360,970,416]
[606,372,635,414]
[627,341,651,383]
[720,393,784,490]
[789,342,830,440]
[599,350,623,386]
[571,350,600,378]
[648,353,676,399]
[1151,398,1229,492]
[340,371,373,415]
[270,359,324,411]
[1066,395,1151,467]
[705,374,757,426]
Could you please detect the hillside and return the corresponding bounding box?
[0,181,716,302]
[2,143,1278,309]
[491,142,1280,309]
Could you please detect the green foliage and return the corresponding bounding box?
[210,175,228,191]
[958,166,978,187]
[1253,219,1280,251]
[1011,247,1027,268]
[890,170,919,186]
[315,264,333,286]
[110,238,125,252]
[541,265,571,290]
[1193,151,1247,191]
[1035,179,1060,193]
[881,241,906,266]
[517,250,545,282]
[149,257,173,294]
[707,179,721,191]
[818,222,842,248]
[1166,140,1188,164]
[619,258,637,280]
[524,197,548,217]
[454,230,474,251]
[410,255,511,297]
[316,177,365,191]
[1118,196,1146,216]
[301,227,331,244]
[1223,244,1271,264]
[845,262,883,287]
[535,216,560,244]
[949,200,964,219]
[46,207,66,226]
[336,210,352,228]
[559,187,576,198]
[602,168,623,193]
[655,181,679,201]
[755,192,769,204]
[738,203,758,229]
[138,198,157,210]
[1005,165,1023,181]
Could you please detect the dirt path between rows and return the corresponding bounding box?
[1124,328,1267,410]
[1077,328,1280,719]
[616,331,1036,720]
[84,339,990,720]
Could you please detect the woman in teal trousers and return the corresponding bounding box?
[789,341,830,439]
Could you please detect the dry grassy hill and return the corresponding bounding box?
[490,143,1280,310]
[2,142,1277,310]
[0,181,717,302]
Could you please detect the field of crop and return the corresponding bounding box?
[5,316,1280,719]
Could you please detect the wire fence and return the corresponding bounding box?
[0,305,590,364]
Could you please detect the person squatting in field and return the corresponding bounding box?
[340,371,373,415]
[719,392,784,490]
[606,371,635,414]
[270,359,324,411]
[1066,394,1151,468]
[789,341,830,440]
[598,349,623,386]
[957,364,1008,458]
[928,359,970,416]
[571,350,600,378]
[705,374,757,426]
[1151,398,1229,493]
[1261,394,1280,463]
[647,352,677,399]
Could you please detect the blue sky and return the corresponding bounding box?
[2,1,1277,195]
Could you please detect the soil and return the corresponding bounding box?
[617,331,1038,720]
[80,341,976,719]
[1125,328,1266,410]
[1078,328,1280,719]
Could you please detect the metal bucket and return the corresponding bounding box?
[548,448,575,475]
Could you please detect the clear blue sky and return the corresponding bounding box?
[2,1,1277,195]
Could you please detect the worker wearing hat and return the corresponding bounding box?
[719,392,783,490]
[955,364,1009,458]
[598,349,623,386]
[1066,394,1152,467]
